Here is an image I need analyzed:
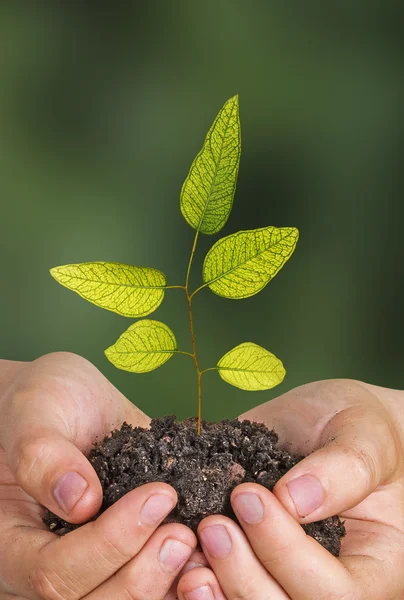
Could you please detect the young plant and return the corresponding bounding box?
[50,96,299,434]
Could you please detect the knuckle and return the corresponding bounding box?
[115,559,162,600]
[261,540,295,571]
[344,444,380,488]
[119,580,149,600]
[316,593,358,600]
[92,527,133,571]
[222,572,267,600]
[231,585,264,600]
[14,436,51,485]
[30,561,68,600]
[34,351,87,367]
[33,352,99,381]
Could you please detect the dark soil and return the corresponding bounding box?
[44,416,345,556]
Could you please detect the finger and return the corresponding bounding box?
[0,519,55,597]
[84,523,196,600]
[178,567,227,600]
[180,550,209,575]
[1,483,176,600]
[274,401,399,523]
[8,431,103,525]
[165,550,209,600]
[198,516,290,600]
[241,379,400,522]
[231,483,355,599]
[0,352,150,522]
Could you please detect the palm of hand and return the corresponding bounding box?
[231,379,404,599]
[0,353,158,599]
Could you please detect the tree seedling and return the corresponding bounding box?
[50,95,299,434]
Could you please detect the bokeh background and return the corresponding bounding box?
[1,2,403,421]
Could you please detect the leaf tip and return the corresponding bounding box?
[49,266,60,280]
[104,346,114,363]
[227,94,239,111]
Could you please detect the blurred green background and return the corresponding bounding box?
[1,2,403,421]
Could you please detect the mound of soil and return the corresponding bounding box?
[44,416,345,556]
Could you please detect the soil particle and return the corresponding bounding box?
[44,416,345,556]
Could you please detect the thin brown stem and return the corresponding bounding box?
[189,282,208,300]
[175,350,196,358]
[200,367,217,375]
[184,230,203,434]
[186,292,202,434]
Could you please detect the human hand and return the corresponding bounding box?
[0,352,197,599]
[177,379,404,599]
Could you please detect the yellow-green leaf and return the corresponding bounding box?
[50,262,166,318]
[217,342,285,391]
[105,320,177,373]
[203,226,299,299]
[180,95,241,235]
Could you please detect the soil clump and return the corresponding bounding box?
[44,416,345,557]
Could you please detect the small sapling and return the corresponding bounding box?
[50,95,299,434]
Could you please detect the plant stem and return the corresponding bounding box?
[200,367,217,375]
[189,282,208,300]
[186,292,202,434]
[185,231,199,290]
[184,230,202,434]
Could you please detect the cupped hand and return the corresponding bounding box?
[0,353,197,599]
[177,379,404,600]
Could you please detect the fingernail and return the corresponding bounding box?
[233,492,264,524]
[287,474,325,517]
[181,561,205,574]
[185,585,214,600]
[159,539,192,572]
[141,494,175,525]
[199,524,232,559]
[53,472,88,514]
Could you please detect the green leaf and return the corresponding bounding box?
[202,226,299,299]
[50,262,167,318]
[217,342,285,391]
[105,319,177,373]
[180,95,241,235]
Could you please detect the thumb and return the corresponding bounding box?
[273,400,399,522]
[0,353,150,524]
[9,428,103,524]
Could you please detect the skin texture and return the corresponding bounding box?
[0,354,403,599]
[0,353,197,600]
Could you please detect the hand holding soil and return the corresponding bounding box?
[0,353,403,600]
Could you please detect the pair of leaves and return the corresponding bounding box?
[106,319,285,391]
[50,224,298,316]
[180,93,298,298]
